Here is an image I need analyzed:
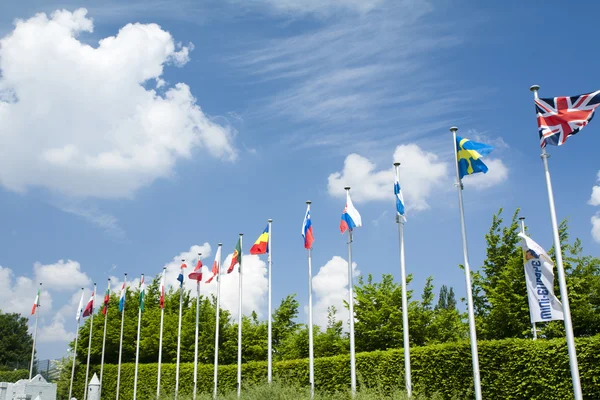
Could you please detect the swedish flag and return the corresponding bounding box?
[456,136,494,179]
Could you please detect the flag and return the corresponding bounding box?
[340,191,362,233]
[227,238,242,274]
[456,136,494,179]
[394,167,406,220]
[177,262,187,287]
[119,282,127,312]
[139,275,145,312]
[250,225,269,255]
[159,269,166,309]
[102,282,110,316]
[31,288,40,316]
[83,290,95,318]
[189,257,203,281]
[535,90,600,147]
[206,246,222,284]
[518,232,564,323]
[302,205,314,249]
[76,290,85,322]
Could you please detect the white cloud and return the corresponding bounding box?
[34,259,91,291]
[591,215,600,244]
[461,158,509,190]
[38,313,75,343]
[311,256,359,330]
[328,144,449,212]
[205,253,268,319]
[0,9,236,199]
[0,265,52,316]
[588,171,600,207]
[589,171,600,243]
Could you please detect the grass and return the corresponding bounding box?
[159,381,445,400]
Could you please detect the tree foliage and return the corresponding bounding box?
[0,310,34,370]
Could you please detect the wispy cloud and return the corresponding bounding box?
[233,0,472,152]
[59,204,125,240]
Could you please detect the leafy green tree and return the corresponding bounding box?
[272,294,299,360]
[470,208,531,340]
[0,310,33,369]
[408,276,434,346]
[428,285,467,343]
[314,306,348,358]
[353,274,405,352]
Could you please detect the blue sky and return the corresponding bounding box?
[1,0,600,361]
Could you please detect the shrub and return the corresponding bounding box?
[62,335,600,399]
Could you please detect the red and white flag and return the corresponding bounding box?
[206,246,221,284]
[189,257,203,281]
[83,288,95,318]
[31,288,40,315]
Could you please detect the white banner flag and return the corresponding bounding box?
[518,232,564,323]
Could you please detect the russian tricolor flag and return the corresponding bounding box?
[340,191,362,233]
[302,204,314,249]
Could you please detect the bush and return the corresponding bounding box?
[0,369,29,382]
[61,335,600,400]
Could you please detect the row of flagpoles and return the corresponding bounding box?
[27,84,595,399]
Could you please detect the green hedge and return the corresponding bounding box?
[0,369,29,383]
[64,335,600,399]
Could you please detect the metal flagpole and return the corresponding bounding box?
[193,255,202,400]
[69,287,84,400]
[83,283,97,400]
[344,187,357,396]
[529,85,582,400]
[99,279,110,399]
[213,243,223,400]
[29,282,41,380]
[133,275,144,400]
[157,267,166,399]
[116,274,127,400]
[306,201,315,399]
[450,127,482,400]
[518,217,538,340]
[394,163,412,398]
[267,219,273,384]
[175,260,185,399]
[237,234,244,398]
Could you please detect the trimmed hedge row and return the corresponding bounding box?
[0,369,29,383]
[66,335,600,399]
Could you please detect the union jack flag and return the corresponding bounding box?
[535,90,600,147]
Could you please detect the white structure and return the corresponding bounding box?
[87,374,100,400]
[0,374,56,400]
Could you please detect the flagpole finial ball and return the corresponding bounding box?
[530,85,540,92]
[268,219,273,222]
[306,200,312,204]
[519,217,525,220]
[393,162,400,167]
[344,186,351,191]
[449,126,458,133]
[218,243,222,246]
[198,253,202,256]
[239,233,244,236]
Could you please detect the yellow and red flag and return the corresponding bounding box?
[250,225,269,255]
